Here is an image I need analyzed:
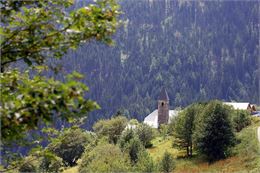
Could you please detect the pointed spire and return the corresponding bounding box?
[158,87,169,101]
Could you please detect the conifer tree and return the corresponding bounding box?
[194,100,235,162]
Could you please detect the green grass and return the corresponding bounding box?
[64,118,260,173]
[62,166,79,173]
[147,117,260,173]
[147,136,179,162]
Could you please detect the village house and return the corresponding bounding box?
[223,102,256,113]
[144,88,179,128]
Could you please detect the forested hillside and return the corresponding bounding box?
[1,0,259,171]
[55,0,259,126]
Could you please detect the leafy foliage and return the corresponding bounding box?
[0,0,121,170]
[127,137,144,164]
[0,0,121,151]
[47,126,94,166]
[134,149,157,172]
[173,103,204,157]
[18,155,38,173]
[79,144,131,173]
[0,69,98,142]
[135,123,155,148]
[17,151,63,173]
[38,152,63,173]
[119,128,136,149]
[231,110,251,132]
[159,124,170,140]
[93,116,128,144]
[0,0,120,72]
[119,122,155,149]
[194,100,235,162]
[119,129,145,164]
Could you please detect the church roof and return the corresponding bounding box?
[144,109,179,128]
[158,88,169,101]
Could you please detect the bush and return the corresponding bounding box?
[127,137,145,164]
[93,116,128,144]
[119,128,136,149]
[18,152,63,173]
[159,124,169,139]
[232,110,251,132]
[160,151,175,173]
[119,123,155,149]
[134,150,157,172]
[47,126,93,166]
[39,152,63,172]
[119,130,154,169]
[18,156,38,173]
[79,144,131,173]
[135,123,154,148]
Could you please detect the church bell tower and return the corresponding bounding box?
[158,88,169,126]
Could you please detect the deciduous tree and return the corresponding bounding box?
[93,116,128,144]
[173,103,202,157]
[47,126,94,166]
[0,0,120,72]
[79,144,131,173]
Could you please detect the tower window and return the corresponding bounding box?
[161,102,164,106]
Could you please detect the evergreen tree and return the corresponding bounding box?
[194,100,235,162]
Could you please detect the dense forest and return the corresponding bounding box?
[53,0,259,127]
[1,1,260,172]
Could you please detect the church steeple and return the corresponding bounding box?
[158,87,169,101]
[158,88,169,126]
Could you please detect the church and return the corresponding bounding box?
[144,88,179,128]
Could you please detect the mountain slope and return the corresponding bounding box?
[55,0,259,127]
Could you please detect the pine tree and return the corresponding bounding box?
[194,100,235,162]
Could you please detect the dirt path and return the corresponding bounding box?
[258,127,260,143]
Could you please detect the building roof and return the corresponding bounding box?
[144,109,179,128]
[158,88,169,101]
[223,102,250,110]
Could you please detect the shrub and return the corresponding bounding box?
[47,126,93,166]
[39,152,63,172]
[93,116,128,144]
[18,152,63,173]
[232,110,251,132]
[127,137,145,164]
[159,124,169,139]
[18,156,38,173]
[119,128,136,149]
[160,151,175,173]
[79,144,131,173]
[134,150,157,172]
[135,123,154,148]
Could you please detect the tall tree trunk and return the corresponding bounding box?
[190,145,193,157]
